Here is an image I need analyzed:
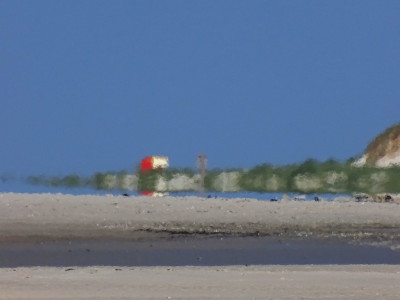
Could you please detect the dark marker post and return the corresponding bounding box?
[197,154,207,195]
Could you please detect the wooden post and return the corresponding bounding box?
[197,154,207,194]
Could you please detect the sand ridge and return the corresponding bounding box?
[0,193,399,242]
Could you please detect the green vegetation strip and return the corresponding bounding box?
[24,159,400,194]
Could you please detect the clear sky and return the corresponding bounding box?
[1,1,399,176]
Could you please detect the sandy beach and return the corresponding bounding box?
[1,265,399,299]
[0,192,399,299]
[1,193,400,241]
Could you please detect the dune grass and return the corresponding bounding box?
[25,159,400,195]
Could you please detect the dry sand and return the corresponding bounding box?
[0,192,400,299]
[1,192,400,241]
[1,265,400,300]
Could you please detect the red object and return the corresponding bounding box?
[140,191,154,196]
[141,157,153,171]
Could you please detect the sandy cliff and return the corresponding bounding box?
[353,123,400,167]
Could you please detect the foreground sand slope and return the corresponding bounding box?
[1,193,400,299]
[0,265,399,300]
[0,193,400,241]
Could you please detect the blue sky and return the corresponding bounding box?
[1,1,399,176]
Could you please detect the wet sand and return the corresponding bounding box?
[0,192,400,299]
[1,236,399,268]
